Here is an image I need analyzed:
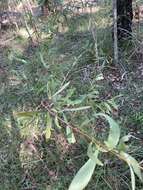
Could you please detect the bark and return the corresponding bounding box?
[117,0,133,39]
[113,0,118,64]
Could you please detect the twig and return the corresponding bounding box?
[43,106,143,170]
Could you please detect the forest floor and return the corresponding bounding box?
[0,3,143,190]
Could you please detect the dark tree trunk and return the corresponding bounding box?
[117,0,133,39]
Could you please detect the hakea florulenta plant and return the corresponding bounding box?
[15,81,143,190]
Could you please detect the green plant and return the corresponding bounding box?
[68,115,143,190]
[1,1,143,189]
[15,79,143,190]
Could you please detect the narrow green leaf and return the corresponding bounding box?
[107,99,118,110]
[52,82,70,98]
[62,106,91,112]
[39,52,49,69]
[15,57,28,64]
[96,113,120,149]
[120,152,143,182]
[81,118,92,127]
[130,166,135,190]
[15,111,39,117]
[54,115,62,129]
[45,127,51,139]
[47,82,52,99]
[66,126,76,144]
[68,156,97,190]
[66,96,85,106]
[45,113,52,139]
[63,114,76,143]
[104,102,112,114]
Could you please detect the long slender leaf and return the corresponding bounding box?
[68,152,98,190]
[66,126,76,144]
[96,113,120,149]
[15,111,40,117]
[45,113,52,139]
[130,166,135,190]
[62,106,91,112]
[120,152,143,182]
[54,115,62,129]
[68,159,96,190]
[39,52,49,69]
[52,82,70,98]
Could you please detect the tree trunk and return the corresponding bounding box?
[117,0,133,39]
[113,0,118,64]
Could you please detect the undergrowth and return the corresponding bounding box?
[0,1,143,190]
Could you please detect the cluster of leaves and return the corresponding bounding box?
[1,1,143,189]
[15,75,143,190]
[69,115,143,190]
